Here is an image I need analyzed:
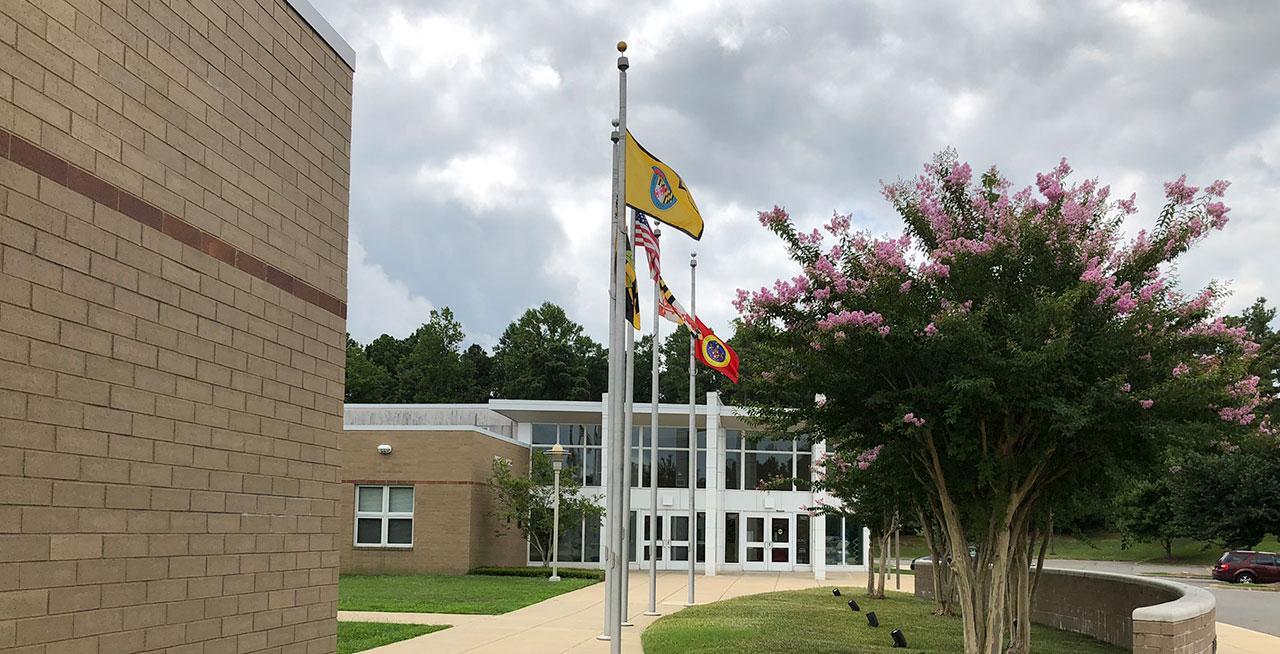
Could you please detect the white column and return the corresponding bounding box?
[812,438,826,581]
[703,391,720,576]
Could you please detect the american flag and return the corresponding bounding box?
[634,213,703,334]
[634,213,660,275]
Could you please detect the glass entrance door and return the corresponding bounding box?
[768,516,792,570]
[743,514,792,571]
[639,513,691,570]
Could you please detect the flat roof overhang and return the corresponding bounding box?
[486,399,757,429]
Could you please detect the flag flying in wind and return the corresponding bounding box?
[695,328,740,384]
[635,214,697,330]
[625,133,704,240]
[625,237,641,330]
[635,214,739,383]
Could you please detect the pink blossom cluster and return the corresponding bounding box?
[1172,362,1190,377]
[865,234,912,276]
[855,444,884,470]
[815,451,851,472]
[758,206,790,228]
[1116,193,1138,215]
[921,261,951,278]
[903,413,925,427]
[737,275,812,324]
[924,322,938,336]
[1035,158,1072,203]
[1120,382,1131,393]
[1218,375,1263,425]
[1182,317,1250,345]
[797,228,823,246]
[946,161,973,186]
[825,212,852,236]
[818,310,885,331]
[1139,399,1155,409]
[1163,175,1199,205]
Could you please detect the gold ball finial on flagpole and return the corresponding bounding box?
[617,41,628,53]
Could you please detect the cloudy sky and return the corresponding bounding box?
[312,0,1280,347]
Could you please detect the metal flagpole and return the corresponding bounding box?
[599,121,621,642]
[620,213,636,627]
[686,252,697,606]
[645,228,661,617]
[606,41,630,653]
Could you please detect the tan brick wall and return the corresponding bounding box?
[0,0,351,652]
[915,563,1216,654]
[1134,610,1217,654]
[339,429,531,575]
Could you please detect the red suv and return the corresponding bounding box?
[1212,551,1279,584]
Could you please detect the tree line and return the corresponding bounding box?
[345,301,766,405]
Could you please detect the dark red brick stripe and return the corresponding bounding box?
[343,479,489,487]
[0,127,347,319]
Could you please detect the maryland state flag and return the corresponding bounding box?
[624,239,641,330]
[694,325,740,384]
[625,132,704,240]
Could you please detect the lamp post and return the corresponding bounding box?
[548,441,568,582]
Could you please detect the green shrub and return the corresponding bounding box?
[468,566,604,581]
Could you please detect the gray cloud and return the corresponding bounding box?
[314,0,1280,346]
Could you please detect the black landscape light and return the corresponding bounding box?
[866,611,879,627]
[832,588,841,597]
[846,598,860,612]
[890,629,908,648]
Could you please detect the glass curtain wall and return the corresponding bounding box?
[724,430,812,491]
[529,516,602,564]
[824,514,864,566]
[630,427,707,489]
[532,424,603,486]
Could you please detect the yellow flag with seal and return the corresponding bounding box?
[625,132,704,240]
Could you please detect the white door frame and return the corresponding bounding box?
[742,513,793,571]
[640,512,693,571]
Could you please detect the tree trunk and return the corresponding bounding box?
[867,527,881,596]
[923,433,1045,654]
[1164,537,1173,561]
[1005,530,1036,654]
[920,506,954,615]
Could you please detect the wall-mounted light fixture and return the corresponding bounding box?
[377,443,392,455]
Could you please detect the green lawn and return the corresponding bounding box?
[642,589,1124,654]
[896,533,1280,566]
[337,622,447,654]
[339,573,599,614]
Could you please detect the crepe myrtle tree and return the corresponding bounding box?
[735,152,1270,654]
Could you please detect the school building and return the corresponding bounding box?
[341,394,870,579]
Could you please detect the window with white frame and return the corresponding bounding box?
[532,424,603,486]
[723,430,812,491]
[354,485,414,547]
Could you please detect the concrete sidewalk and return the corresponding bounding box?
[345,570,891,653]
[343,569,1280,653]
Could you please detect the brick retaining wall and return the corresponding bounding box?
[913,562,1216,653]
